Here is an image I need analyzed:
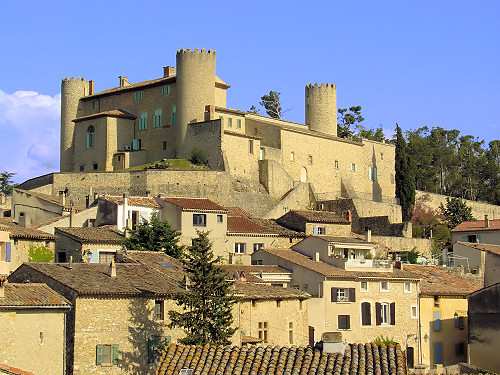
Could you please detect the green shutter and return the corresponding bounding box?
[147,336,155,363]
[113,344,119,365]
[477,235,481,243]
[237,119,242,128]
[462,235,467,242]
[96,344,102,365]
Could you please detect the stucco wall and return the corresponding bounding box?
[226,235,278,265]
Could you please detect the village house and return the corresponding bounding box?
[0,279,70,375]
[451,215,500,245]
[403,265,479,369]
[276,210,352,237]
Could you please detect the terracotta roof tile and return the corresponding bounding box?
[0,218,57,240]
[161,197,227,212]
[0,283,70,308]
[87,77,175,97]
[289,210,350,224]
[403,264,480,296]
[55,226,124,244]
[103,195,162,208]
[227,216,277,235]
[455,241,500,256]
[452,218,500,232]
[156,343,406,375]
[0,364,35,375]
[73,108,137,123]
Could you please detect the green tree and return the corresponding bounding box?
[259,91,282,119]
[337,106,364,139]
[395,124,415,221]
[189,146,207,165]
[168,232,236,345]
[440,197,474,229]
[0,172,17,195]
[28,245,54,262]
[122,213,183,258]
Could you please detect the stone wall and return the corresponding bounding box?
[372,235,432,258]
[11,238,55,272]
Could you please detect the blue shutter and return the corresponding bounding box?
[433,343,443,365]
[132,139,140,151]
[5,242,11,262]
[433,311,441,331]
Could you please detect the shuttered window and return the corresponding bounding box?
[361,302,371,325]
[338,315,350,330]
[153,109,162,128]
[171,106,176,125]
[139,112,148,130]
[433,311,441,331]
[5,242,11,262]
[376,302,395,325]
[96,344,119,365]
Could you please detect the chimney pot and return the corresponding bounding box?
[108,259,117,277]
[163,66,175,78]
[315,252,320,262]
[119,76,129,87]
[366,228,372,242]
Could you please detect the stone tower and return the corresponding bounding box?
[60,77,93,172]
[175,48,216,157]
[305,83,337,137]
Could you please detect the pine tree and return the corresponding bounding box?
[168,231,236,345]
[395,124,416,221]
[440,197,474,229]
[122,212,183,258]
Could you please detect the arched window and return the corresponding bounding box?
[86,126,95,148]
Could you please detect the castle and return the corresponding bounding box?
[59,48,398,216]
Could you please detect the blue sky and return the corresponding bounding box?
[1,1,499,183]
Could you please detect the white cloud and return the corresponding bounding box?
[0,89,60,183]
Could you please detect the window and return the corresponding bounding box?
[161,86,170,95]
[433,311,441,331]
[361,302,371,326]
[99,252,115,264]
[404,282,411,293]
[56,251,67,263]
[288,322,294,344]
[331,287,355,303]
[299,300,303,310]
[148,335,171,364]
[380,282,389,292]
[411,305,418,318]
[334,160,339,169]
[234,243,246,254]
[248,140,254,154]
[360,281,368,291]
[134,91,143,100]
[93,163,98,170]
[434,296,440,307]
[139,112,148,130]
[338,315,350,330]
[154,300,164,320]
[308,155,313,165]
[467,234,478,243]
[454,314,464,329]
[306,96,310,106]
[252,300,257,307]
[290,152,294,161]
[276,300,281,307]
[376,302,395,325]
[433,343,443,365]
[96,344,119,365]
[313,226,326,235]
[80,165,84,172]
[86,126,95,148]
[350,163,357,172]
[368,166,378,181]
[153,109,162,128]
[228,118,233,127]
[217,214,223,223]
[253,243,264,252]
[132,138,141,150]
[258,322,268,342]
[237,119,242,128]
[455,343,465,356]
[170,106,177,125]
[163,141,167,150]
[192,214,206,226]
[259,147,266,160]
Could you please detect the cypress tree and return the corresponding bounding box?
[168,231,236,345]
[395,124,416,221]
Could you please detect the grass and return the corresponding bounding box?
[124,159,210,172]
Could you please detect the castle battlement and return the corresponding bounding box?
[306,83,335,89]
[176,47,216,60]
[62,77,88,82]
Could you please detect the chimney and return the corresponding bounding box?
[394,261,402,269]
[122,193,128,231]
[89,80,95,95]
[0,278,5,298]
[365,228,372,242]
[119,76,130,87]
[69,206,75,227]
[68,256,73,269]
[485,215,489,228]
[108,259,117,277]
[59,191,66,206]
[163,66,175,78]
[315,252,320,262]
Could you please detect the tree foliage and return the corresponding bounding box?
[28,245,54,262]
[337,106,364,139]
[0,172,17,195]
[440,197,474,229]
[122,212,183,258]
[395,124,416,221]
[189,146,207,165]
[168,232,236,345]
[259,91,282,119]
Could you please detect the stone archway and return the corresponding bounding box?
[300,167,307,183]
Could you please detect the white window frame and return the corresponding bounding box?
[290,152,294,161]
[350,163,357,172]
[380,281,389,292]
[360,281,368,292]
[404,282,411,293]
[234,243,246,255]
[381,302,390,324]
[411,305,418,319]
[253,243,264,252]
[337,288,349,302]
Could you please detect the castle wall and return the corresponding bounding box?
[184,119,224,170]
[372,235,432,258]
[222,132,261,181]
[305,83,337,136]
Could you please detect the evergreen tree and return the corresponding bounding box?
[337,106,364,139]
[440,197,474,229]
[0,171,17,195]
[122,212,183,258]
[168,232,236,345]
[259,91,282,119]
[395,124,415,221]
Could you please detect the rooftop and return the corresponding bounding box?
[102,195,162,208]
[288,210,350,224]
[0,218,57,240]
[160,197,227,212]
[14,188,85,211]
[55,226,124,244]
[220,264,290,283]
[452,218,500,232]
[0,283,70,309]
[156,343,406,375]
[455,241,500,256]
[310,235,375,246]
[227,216,277,235]
[73,108,137,123]
[403,264,480,296]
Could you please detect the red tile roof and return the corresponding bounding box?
[157,343,406,375]
[0,364,35,375]
[103,195,161,208]
[291,210,350,224]
[455,241,500,256]
[0,218,57,240]
[452,218,500,232]
[87,77,175,98]
[220,264,290,283]
[73,108,137,123]
[0,283,70,308]
[403,264,480,296]
[227,216,277,235]
[55,226,124,244]
[161,197,227,212]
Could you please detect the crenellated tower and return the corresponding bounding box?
[60,77,93,172]
[305,83,337,137]
[175,48,216,157]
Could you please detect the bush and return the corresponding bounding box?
[28,245,54,262]
[189,146,206,165]
[372,335,398,346]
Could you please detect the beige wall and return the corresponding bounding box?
[372,235,432,258]
[10,238,55,272]
[452,230,500,246]
[452,243,485,270]
[419,296,468,367]
[0,308,66,375]
[222,132,261,181]
[37,206,99,235]
[55,233,122,263]
[12,189,63,226]
[226,235,278,265]
[484,252,500,287]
